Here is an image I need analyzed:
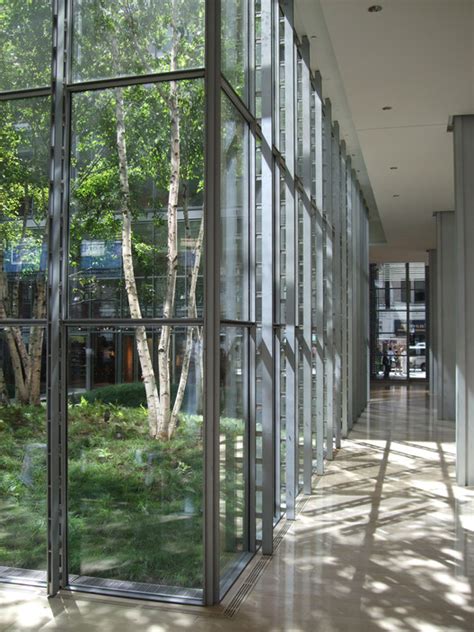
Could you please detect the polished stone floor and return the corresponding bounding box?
[1,384,473,631]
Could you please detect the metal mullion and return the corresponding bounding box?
[331,123,342,450]
[272,3,282,522]
[356,196,360,401]
[348,172,356,426]
[341,148,349,437]
[406,262,411,380]
[47,0,67,598]
[221,319,255,327]
[247,26,257,548]
[246,0,255,114]
[221,76,257,128]
[353,184,359,416]
[66,67,206,93]
[274,164,282,520]
[204,0,221,606]
[314,89,324,475]
[364,205,370,404]
[0,319,48,326]
[64,318,204,327]
[259,0,275,554]
[283,0,297,521]
[323,99,334,460]
[0,87,51,101]
[59,0,74,586]
[301,37,312,495]
[346,163,354,430]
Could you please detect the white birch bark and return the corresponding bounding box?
[114,86,161,438]
[157,6,180,438]
[28,275,46,405]
[168,216,204,437]
[0,250,28,402]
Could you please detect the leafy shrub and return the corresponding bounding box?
[79,382,178,409]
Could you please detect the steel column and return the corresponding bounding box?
[331,123,342,450]
[453,114,474,486]
[313,87,325,475]
[47,0,68,598]
[301,37,313,494]
[260,0,275,554]
[323,100,334,459]
[204,0,221,605]
[283,0,298,520]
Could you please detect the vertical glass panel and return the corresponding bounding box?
[222,0,249,103]
[279,332,286,511]
[0,1,51,92]
[72,0,205,82]
[220,94,250,321]
[219,326,248,583]
[67,325,204,598]
[0,328,46,582]
[409,263,427,379]
[0,98,49,319]
[69,81,204,319]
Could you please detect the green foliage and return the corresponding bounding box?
[78,382,179,409]
[0,401,205,586]
[0,0,51,92]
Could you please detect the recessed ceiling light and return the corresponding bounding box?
[382,106,392,111]
[368,5,383,12]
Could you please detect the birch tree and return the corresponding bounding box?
[0,99,49,405]
[72,0,205,438]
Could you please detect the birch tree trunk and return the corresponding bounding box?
[114,86,161,438]
[156,7,181,439]
[168,216,204,437]
[28,275,46,405]
[0,250,28,402]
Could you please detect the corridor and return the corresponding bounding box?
[1,385,473,631]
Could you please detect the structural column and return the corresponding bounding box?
[434,211,455,421]
[453,115,474,486]
[427,249,437,400]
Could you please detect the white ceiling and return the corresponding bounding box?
[295,0,474,262]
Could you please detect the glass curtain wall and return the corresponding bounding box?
[370,262,428,381]
[0,0,370,605]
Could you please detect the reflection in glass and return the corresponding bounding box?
[0,1,51,92]
[67,326,203,597]
[222,0,249,103]
[69,81,204,319]
[0,99,49,320]
[220,94,249,321]
[72,0,205,82]
[220,327,248,581]
[0,328,46,581]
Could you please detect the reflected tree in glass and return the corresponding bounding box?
[72,0,205,82]
[0,0,51,92]
[0,99,49,404]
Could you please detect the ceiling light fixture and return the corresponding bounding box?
[368,5,383,12]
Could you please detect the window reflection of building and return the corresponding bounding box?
[69,209,204,320]
[371,262,427,380]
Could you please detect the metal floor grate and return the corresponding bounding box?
[68,574,202,601]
